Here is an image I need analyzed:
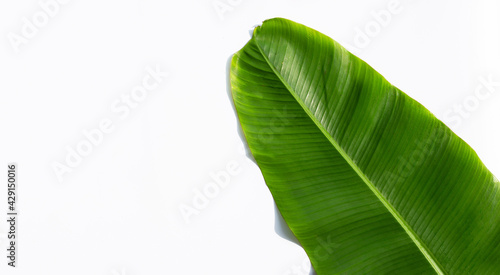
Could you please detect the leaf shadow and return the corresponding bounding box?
[226,54,316,275]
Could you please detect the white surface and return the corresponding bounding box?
[0,0,499,274]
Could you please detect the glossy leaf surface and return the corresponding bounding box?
[230,18,500,274]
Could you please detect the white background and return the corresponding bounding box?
[1,0,500,274]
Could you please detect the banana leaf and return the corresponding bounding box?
[229,18,500,274]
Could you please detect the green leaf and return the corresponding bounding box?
[229,18,500,274]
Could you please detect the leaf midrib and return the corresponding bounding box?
[251,26,446,275]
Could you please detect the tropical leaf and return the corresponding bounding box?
[229,18,500,274]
